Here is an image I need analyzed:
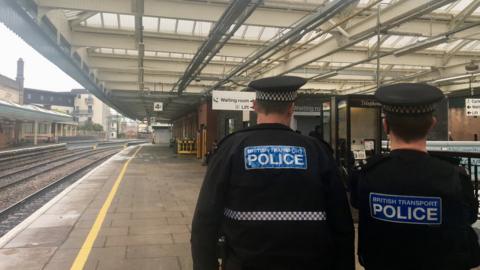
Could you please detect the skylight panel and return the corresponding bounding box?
[177,20,195,34]
[449,0,474,14]
[261,27,281,41]
[102,13,118,28]
[145,51,156,57]
[126,50,138,55]
[233,25,247,38]
[243,25,263,40]
[462,40,480,51]
[383,35,399,47]
[100,48,113,54]
[171,53,183,58]
[113,49,125,54]
[194,21,212,36]
[86,13,102,27]
[160,18,177,33]
[119,14,135,30]
[474,6,480,15]
[157,52,169,57]
[143,17,159,32]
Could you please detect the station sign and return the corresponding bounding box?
[294,105,322,112]
[212,90,255,111]
[153,102,163,111]
[466,99,480,117]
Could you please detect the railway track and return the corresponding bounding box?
[0,146,127,237]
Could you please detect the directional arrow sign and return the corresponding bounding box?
[466,99,480,117]
[212,91,255,111]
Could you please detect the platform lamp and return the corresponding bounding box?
[465,61,479,96]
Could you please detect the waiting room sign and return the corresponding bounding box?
[212,91,255,111]
[466,99,480,117]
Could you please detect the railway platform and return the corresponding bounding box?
[0,144,203,270]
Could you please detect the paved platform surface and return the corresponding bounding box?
[0,144,374,270]
[0,145,204,270]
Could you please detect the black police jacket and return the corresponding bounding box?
[191,123,355,270]
[351,149,480,270]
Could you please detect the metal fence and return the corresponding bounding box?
[429,150,480,217]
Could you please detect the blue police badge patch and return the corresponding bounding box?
[244,145,307,170]
[369,193,442,225]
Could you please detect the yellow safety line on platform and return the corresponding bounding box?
[70,145,143,270]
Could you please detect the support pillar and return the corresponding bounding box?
[33,120,38,145]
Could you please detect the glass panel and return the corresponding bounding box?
[243,25,262,40]
[177,19,194,34]
[119,14,135,30]
[157,52,169,57]
[102,13,118,28]
[100,48,113,54]
[143,16,158,32]
[86,13,102,27]
[126,49,138,55]
[113,49,125,54]
[194,21,212,36]
[233,25,246,38]
[145,51,156,56]
[160,18,177,32]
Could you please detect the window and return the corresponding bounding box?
[40,95,44,101]
[88,105,93,113]
[27,94,31,99]
[50,96,54,102]
[75,106,79,111]
[88,117,92,122]
[225,118,235,135]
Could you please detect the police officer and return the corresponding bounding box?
[191,76,354,270]
[351,83,480,270]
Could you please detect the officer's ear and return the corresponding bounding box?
[429,116,437,131]
[382,118,390,134]
[287,102,294,117]
[252,100,259,113]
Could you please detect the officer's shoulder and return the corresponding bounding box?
[428,153,468,177]
[216,128,252,149]
[359,154,391,171]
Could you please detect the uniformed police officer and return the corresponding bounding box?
[191,76,355,270]
[351,83,480,270]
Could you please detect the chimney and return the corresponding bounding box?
[16,58,25,105]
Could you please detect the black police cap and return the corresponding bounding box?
[375,83,444,114]
[248,76,307,102]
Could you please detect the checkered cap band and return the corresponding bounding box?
[224,208,327,221]
[256,91,297,101]
[383,104,434,114]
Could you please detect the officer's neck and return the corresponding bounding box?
[389,133,428,153]
[256,113,291,127]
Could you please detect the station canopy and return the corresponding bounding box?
[1,0,480,120]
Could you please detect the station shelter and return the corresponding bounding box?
[0,99,77,149]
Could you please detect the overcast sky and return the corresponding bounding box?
[0,23,82,92]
